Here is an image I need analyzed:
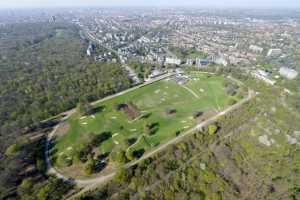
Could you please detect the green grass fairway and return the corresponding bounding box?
[53,72,233,164]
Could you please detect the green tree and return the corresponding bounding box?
[5,143,19,157]
[17,178,34,200]
[84,154,96,176]
[115,168,130,183]
[208,124,218,135]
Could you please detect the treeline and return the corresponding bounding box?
[0,22,131,199]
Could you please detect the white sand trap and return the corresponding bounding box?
[193,78,197,81]
[91,115,96,119]
[80,116,87,120]
[165,86,169,89]
[181,120,187,123]
[67,147,73,151]
[82,122,88,125]
[184,126,190,129]
[155,89,161,94]
[114,141,119,145]
[200,88,205,92]
[112,133,119,137]
[130,129,137,132]
[66,157,72,160]
[111,116,117,119]
[189,116,193,120]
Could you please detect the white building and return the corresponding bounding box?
[267,49,282,57]
[165,57,181,65]
[214,57,228,66]
[279,67,299,80]
[186,59,193,66]
[252,70,276,85]
[249,45,264,54]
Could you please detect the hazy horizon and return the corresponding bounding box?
[1,0,300,9]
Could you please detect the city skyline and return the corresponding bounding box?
[1,0,300,9]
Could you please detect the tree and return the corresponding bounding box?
[56,154,72,167]
[115,168,130,183]
[17,178,34,199]
[110,150,128,165]
[5,143,19,157]
[84,154,96,176]
[227,98,237,106]
[165,108,177,115]
[77,100,93,116]
[208,124,218,135]
[193,111,203,119]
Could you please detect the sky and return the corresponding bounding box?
[0,0,300,9]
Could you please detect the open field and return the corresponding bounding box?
[52,72,239,168]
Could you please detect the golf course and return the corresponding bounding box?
[51,71,242,171]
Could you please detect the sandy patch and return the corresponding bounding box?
[55,123,70,137]
[114,141,119,145]
[155,89,161,94]
[112,133,119,137]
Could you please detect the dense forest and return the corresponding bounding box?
[0,22,131,199]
